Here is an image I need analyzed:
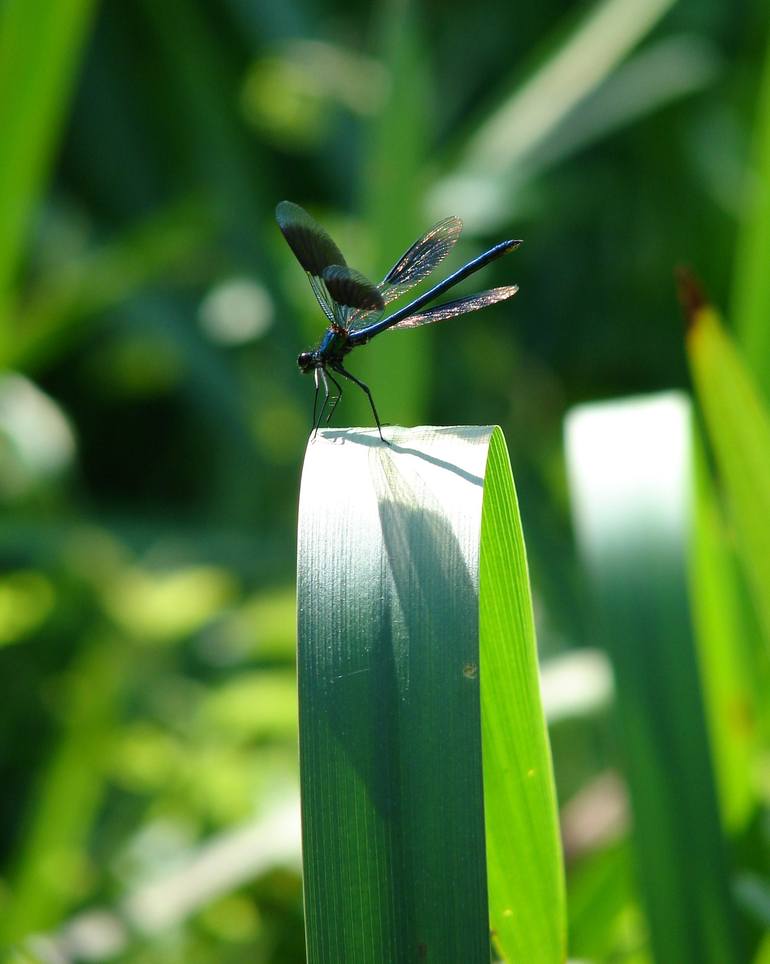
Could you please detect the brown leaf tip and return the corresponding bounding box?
[675,265,709,331]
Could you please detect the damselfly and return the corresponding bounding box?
[276,200,521,441]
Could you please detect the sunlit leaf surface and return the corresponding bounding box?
[297,426,564,963]
[686,303,770,651]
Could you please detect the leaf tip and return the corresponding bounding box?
[675,265,709,332]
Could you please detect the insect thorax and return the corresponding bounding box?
[318,325,352,361]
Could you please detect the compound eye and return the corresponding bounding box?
[297,352,312,371]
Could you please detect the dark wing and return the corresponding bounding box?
[345,215,463,333]
[387,286,518,330]
[322,266,385,310]
[276,200,346,274]
[276,200,347,322]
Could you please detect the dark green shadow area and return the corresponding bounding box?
[297,435,489,964]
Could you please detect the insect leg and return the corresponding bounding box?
[311,368,322,434]
[324,370,343,425]
[332,362,388,444]
[314,367,331,438]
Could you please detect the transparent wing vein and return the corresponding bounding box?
[346,216,463,332]
[388,285,518,330]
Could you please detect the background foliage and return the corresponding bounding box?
[1,0,769,960]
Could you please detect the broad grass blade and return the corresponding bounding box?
[297,426,564,962]
[0,0,98,338]
[565,393,743,964]
[686,303,770,651]
[731,30,770,394]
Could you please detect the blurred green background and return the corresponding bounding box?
[1,0,769,960]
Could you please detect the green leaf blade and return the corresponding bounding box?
[690,431,760,831]
[687,306,770,650]
[731,30,770,393]
[297,426,564,963]
[565,392,743,964]
[481,429,566,962]
[0,0,98,338]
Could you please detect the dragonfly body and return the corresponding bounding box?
[300,324,352,370]
[277,200,521,440]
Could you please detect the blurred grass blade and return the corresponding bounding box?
[430,0,675,226]
[685,294,770,649]
[523,34,718,182]
[567,841,644,962]
[6,201,212,371]
[460,0,674,168]
[0,0,97,342]
[565,392,742,964]
[731,27,770,394]
[690,431,760,831]
[138,0,268,267]
[756,932,770,964]
[24,799,301,961]
[297,426,564,963]
[354,0,430,427]
[0,639,126,944]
